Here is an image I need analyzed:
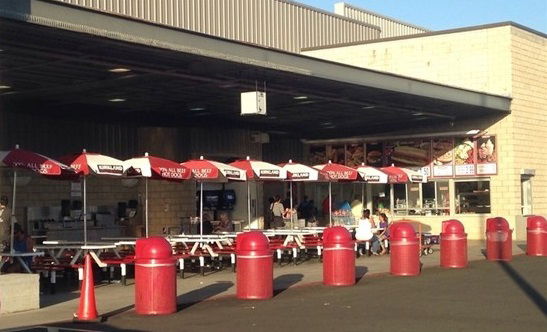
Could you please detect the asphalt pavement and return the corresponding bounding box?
[10,255,546,332]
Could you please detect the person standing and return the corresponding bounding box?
[0,195,12,252]
[270,195,285,229]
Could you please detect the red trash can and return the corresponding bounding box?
[236,231,273,299]
[486,217,512,261]
[440,220,467,268]
[323,226,355,286]
[390,222,420,276]
[526,216,547,256]
[135,237,177,315]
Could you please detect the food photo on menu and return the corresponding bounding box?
[477,136,496,163]
[365,143,384,167]
[327,144,346,164]
[384,140,430,167]
[454,139,475,165]
[309,145,327,165]
[345,143,365,167]
[432,139,454,166]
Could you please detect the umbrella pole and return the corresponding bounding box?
[390,184,395,216]
[290,182,294,229]
[329,182,332,227]
[145,177,149,237]
[200,182,204,236]
[82,175,87,246]
[10,170,17,254]
[361,183,365,207]
[247,181,251,230]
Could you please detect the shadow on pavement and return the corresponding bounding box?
[273,274,304,296]
[9,323,145,332]
[497,261,547,315]
[177,281,234,311]
[517,244,527,252]
[355,266,368,282]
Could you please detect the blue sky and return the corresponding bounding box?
[302,0,547,33]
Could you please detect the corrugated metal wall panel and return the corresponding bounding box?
[52,0,380,52]
[334,3,428,39]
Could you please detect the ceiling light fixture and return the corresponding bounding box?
[362,105,376,109]
[0,85,11,89]
[293,96,308,100]
[108,98,126,102]
[190,107,206,111]
[412,112,424,116]
[108,68,131,73]
[321,122,332,126]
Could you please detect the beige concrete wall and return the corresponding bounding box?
[303,26,513,96]
[303,24,547,239]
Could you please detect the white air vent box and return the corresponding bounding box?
[241,91,267,116]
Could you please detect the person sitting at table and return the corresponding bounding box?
[0,195,12,252]
[355,209,382,255]
[376,213,391,255]
[213,212,233,233]
[4,223,34,273]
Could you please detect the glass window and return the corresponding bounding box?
[394,184,407,215]
[407,183,421,213]
[436,181,450,215]
[455,180,490,214]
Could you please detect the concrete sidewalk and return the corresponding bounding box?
[0,241,528,330]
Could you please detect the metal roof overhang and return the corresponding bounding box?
[0,0,511,140]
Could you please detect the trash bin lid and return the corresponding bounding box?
[486,217,510,232]
[236,231,269,252]
[322,226,352,245]
[136,236,172,259]
[442,219,465,234]
[390,222,416,240]
[527,215,547,229]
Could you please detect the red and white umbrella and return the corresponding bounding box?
[124,153,191,236]
[313,161,360,226]
[60,149,124,245]
[355,164,389,184]
[380,165,427,183]
[181,156,246,236]
[278,160,329,228]
[230,156,287,229]
[1,145,75,253]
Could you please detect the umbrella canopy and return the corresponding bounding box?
[355,164,389,183]
[229,156,287,181]
[313,161,360,182]
[278,160,328,181]
[1,146,74,176]
[181,156,246,182]
[380,165,427,183]
[230,156,287,229]
[181,156,246,236]
[124,153,191,237]
[60,149,124,245]
[124,153,191,181]
[60,150,124,176]
[1,145,75,253]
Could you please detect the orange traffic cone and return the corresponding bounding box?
[73,254,100,322]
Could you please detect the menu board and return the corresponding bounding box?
[454,138,476,176]
[432,138,454,177]
[309,145,327,165]
[345,143,365,167]
[327,144,346,164]
[386,139,431,168]
[307,135,497,178]
[476,136,497,175]
[365,143,383,167]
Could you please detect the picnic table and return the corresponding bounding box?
[35,241,119,266]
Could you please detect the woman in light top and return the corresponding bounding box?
[355,209,382,255]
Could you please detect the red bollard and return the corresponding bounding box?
[526,216,547,256]
[323,226,355,286]
[390,222,420,276]
[236,231,273,299]
[440,220,468,268]
[486,217,512,261]
[135,237,176,315]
